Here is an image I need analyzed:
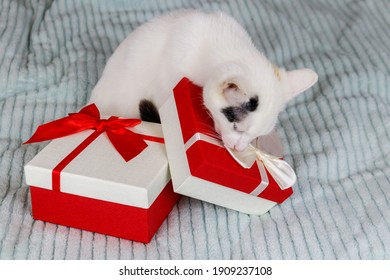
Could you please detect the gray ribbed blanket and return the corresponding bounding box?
[0,0,389,259]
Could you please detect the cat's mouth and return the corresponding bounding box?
[232,142,250,152]
[212,115,250,152]
[221,133,251,152]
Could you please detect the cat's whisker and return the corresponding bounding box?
[205,110,214,120]
[202,123,214,130]
[202,131,222,141]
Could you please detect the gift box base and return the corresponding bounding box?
[160,89,290,215]
[29,181,180,243]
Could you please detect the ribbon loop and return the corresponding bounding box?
[24,103,147,162]
[225,143,297,191]
[254,148,296,190]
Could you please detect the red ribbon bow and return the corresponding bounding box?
[24,104,163,192]
[24,103,150,161]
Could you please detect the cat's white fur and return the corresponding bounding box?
[89,10,318,151]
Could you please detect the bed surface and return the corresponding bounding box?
[0,0,389,259]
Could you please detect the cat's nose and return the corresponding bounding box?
[233,145,245,152]
[233,137,251,152]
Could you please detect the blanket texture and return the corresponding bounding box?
[0,0,389,259]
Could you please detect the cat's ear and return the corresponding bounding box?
[222,80,246,105]
[284,68,318,101]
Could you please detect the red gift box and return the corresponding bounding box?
[159,78,294,215]
[24,104,180,243]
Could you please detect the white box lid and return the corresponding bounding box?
[25,121,170,209]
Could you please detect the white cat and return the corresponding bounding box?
[89,10,318,151]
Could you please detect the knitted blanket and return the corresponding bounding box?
[0,0,389,259]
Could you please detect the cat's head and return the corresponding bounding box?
[203,62,318,151]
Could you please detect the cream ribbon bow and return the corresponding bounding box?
[225,144,297,190]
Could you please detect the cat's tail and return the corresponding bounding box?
[139,99,161,123]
